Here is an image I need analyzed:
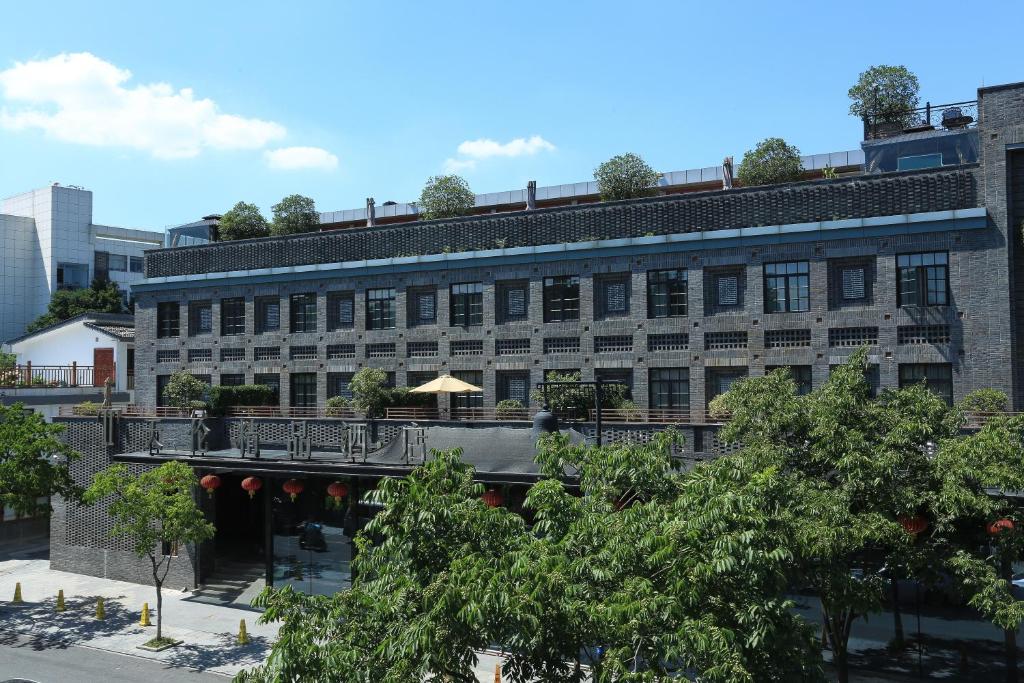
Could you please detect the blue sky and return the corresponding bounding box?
[1,1,1021,230]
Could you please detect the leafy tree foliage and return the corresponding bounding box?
[529,370,631,420]
[207,384,276,414]
[86,461,214,643]
[736,137,804,187]
[218,201,270,241]
[27,279,126,332]
[348,367,391,418]
[593,153,660,201]
[418,175,475,220]
[163,370,209,411]
[848,64,920,124]
[0,403,81,517]
[270,194,320,236]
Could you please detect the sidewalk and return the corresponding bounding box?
[0,558,275,677]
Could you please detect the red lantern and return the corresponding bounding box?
[898,515,928,536]
[988,518,1015,536]
[282,479,304,502]
[327,481,349,507]
[241,476,262,499]
[481,489,503,508]
[199,474,221,498]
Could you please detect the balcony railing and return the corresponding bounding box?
[863,100,978,140]
[0,363,96,389]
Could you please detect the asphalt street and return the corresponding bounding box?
[0,633,227,683]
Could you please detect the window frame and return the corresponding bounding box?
[289,293,318,333]
[450,282,484,328]
[595,274,630,319]
[763,261,810,313]
[289,372,318,408]
[542,275,580,323]
[647,269,687,318]
[897,252,949,307]
[898,363,954,405]
[326,291,356,331]
[648,368,690,411]
[255,296,280,334]
[220,297,246,336]
[366,288,396,330]
[156,302,180,338]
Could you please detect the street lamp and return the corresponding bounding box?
[533,377,626,447]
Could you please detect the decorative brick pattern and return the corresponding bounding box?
[704,331,748,350]
[764,329,812,348]
[407,341,439,358]
[543,337,581,354]
[897,325,951,345]
[496,339,531,355]
[451,340,484,356]
[366,343,396,358]
[648,333,689,352]
[594,335,633,353]
[829,327,879,347]
[326,344,356,359]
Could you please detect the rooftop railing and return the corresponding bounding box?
[0,363,96,389]
[863,100,978,140]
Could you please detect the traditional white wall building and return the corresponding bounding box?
[0,184,162,343]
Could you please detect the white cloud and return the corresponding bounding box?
[443,157,479,173]
[264,146,339,171]
[0,52,286,159]
[456,135,555,159]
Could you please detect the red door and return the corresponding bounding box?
[93,348,115,388]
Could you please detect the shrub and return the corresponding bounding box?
[325,396,351,417]
[529,371,632,420]
[163,371,209,412]
[418,175,475,220]
[594,153,660,201]
[349,368,391,418]
[958,388,1008,414]
[387,386,435,409]
[615,399,641,421]
[495,399,526,419]
[74,401,99,416]
[208,384,276,414]
[848,64,920,124]
[270,194,319,236]
[218,201,269,241]
[737,138,804,187]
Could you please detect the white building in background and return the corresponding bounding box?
[0,183,163,343]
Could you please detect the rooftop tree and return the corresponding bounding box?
[85,461,214,647]
[736,137,804,187]
[593,152,660,201]
[418,174,475,220]
[26,279,126,333]
[270,194,320,236]
[848,65,920,125]
[0,403,82,518]
[217,201,270,241]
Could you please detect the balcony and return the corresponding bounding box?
[863,100,978,141]
[0,363,96,389]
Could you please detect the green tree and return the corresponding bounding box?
[529,370,630,420]
[348,367,391,418]
[270,194,320,236]
[218,201,270,241]
[27,279,126,332]
[163,371,209,412]
[593,153,660,201]
[848,64,920,124]
[85,461,214,645]
[737,137,804,187]
[0,403,82,517]
[418,174,475,220]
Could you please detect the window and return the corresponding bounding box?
[764,261,810,313]
[706,368,748,404]
[156,375,171,407]
[157,302,180,338]
[366,288,396,330]
[409,289,437,326]
[156,350,179,363]
[366,343,396,358]
[327,292,355,331]
[220,348,245,362]
[326,344,356,359]
[829,363,881,397]
[543,276,580,323]
[451,371,483,412]
[94,251,108,281]
[327,372,354,400]
[255,297,280,333]
[898,325,951,345]
[130,256,144,274]
[161,540,180,557]
[764,329,811,348]
[496,339,530,355]
[497,281,528,322]
[544,337,580,354]
[108,254,127,272]
[594,335,633,353]
[254,373,280,404]
[220,373,245,386]
[649,368,689,412]
[596,368,633,398]
[220,298,245,336]
[450,282,483,327]
[189,301,212,336]
[595,275,630,318]
[766,365,812,395]
[497,371,531,406]
[290,345,318,360]
[898,252,948,306]
[828,327,879,347]
[407,341,438,358]
[705,268,744,312]
[188,348,212,363]
[829,259,874,309]
[450,340,484,356]
[648,333,689,352]
[290,373,318,408]
[899,363,953,405]
[647,269,687,318]
[704,331,748,350]
[57,263,89,290]
[290,293,317,333]
[254,347,280,362]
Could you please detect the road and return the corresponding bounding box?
[0,633,227,683]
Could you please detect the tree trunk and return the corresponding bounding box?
[823,606,852,683]
[156,580,163,641]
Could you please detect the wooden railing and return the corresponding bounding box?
[0,363,95,388]
[588,408,727,424]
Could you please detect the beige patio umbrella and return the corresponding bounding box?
[408,374,482,394]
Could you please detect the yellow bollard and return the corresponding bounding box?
[12,582,23,604]
[95,596,105,620]
[56,589,65,612]
[237,618,249,645]
[140,602,151,627]
[494,663,501,683]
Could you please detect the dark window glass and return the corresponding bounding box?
[157,302,179,338]
[221,298,245,336]
[327,292,355,331]
[327,372,354,400]
[647,269,687,318]
[897,252,948,306]
[764,261,810,313]
[496,371,530,405]
[220,373,245,386]
[451,371,483,411]
[156,375,171,407]
[254,373,280,405]
[596,276,629,318]
[450,282,483,327]
[255,297,280,333]
[706,368,748,406]
[189,301,212,336]
[289,372,317,408]
[543,276,580,323]
[290,293,317,333]
[108,254,127,272]
[649,368,689,411]
[899,363,953,405]
[766,365,812,395]
[130,256,145,273]
[366,288,396,330]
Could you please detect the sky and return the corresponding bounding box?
[0,1,1021,231]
